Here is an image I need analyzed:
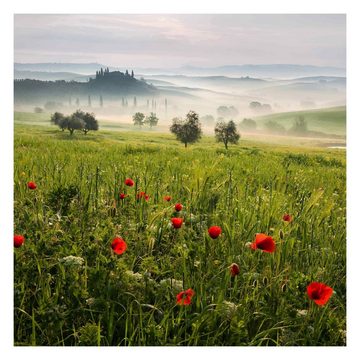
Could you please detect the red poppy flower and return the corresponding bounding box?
[111,237,127,255]
[307,282,333,306]
[175,203,183,212]
[119,193,128,200]
[164,195,172,202]
[251,233,276,253]
[14,234,25,248]
[230,263,240,277]
[27,181,37,190]
[282,213,292,222]
[208,226,222,239]
[171,217,183,229]
[125,178,134,187]
[137,191,149,201]
[176,288,195,306]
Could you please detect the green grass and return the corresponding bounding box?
[254,106,346,136]
[14,122,346,346]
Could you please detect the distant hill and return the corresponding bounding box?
[15,62,346,78]
[254,106,346,136]
[14,70,91,82]
[14,68,158,104]
[14,62,113,74]
[136,64,346,78]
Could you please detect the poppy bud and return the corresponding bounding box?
[229,263,240,277]
[279,230,284,240]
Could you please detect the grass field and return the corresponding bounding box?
[14,119,346,346]
[254,106,346,136]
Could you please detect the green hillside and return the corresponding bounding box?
[254,106,346,136]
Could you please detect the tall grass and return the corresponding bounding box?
[14,124,346,346]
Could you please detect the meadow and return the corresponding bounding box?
[14,120,346,346]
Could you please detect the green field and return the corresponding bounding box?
[254,106,346,136]
[14,120,346,346]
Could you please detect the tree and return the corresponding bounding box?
[67,115,85,135]
[58,117,69,132]
[88,95,91,107]
[72,110,99,135]
[217,106,239,119]
[239,118,257,131]
[99,95,103,107]
[214,120,240,149]
[133,112,145,128]
[51,112,65,126]
[131,70,134,78]
[170,110,202,148]
[34,107,43,113]
[289,115,308,135]
[264,120,286,134]
[145,112,159,129]
[75,98,80,107]
[133,96,137,107]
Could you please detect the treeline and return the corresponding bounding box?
[14,68,157,103]
[51,110,99,135]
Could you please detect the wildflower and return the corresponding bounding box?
[111,237,127,255]
[283,213,292,222]
[208,226,222,239]
[160,278,183,292]
[27,181,37,190]
[176,288,195,305]
[296,309,308,317]
[229,263,240,277]
[171,217,183,229]
[125,178,134,187]
[164,195,172,202]
[60,255,85,267]
[218,300,238,318]
[251,233,276,253]
[125,270,143,281]
[137,191,150,201]
[307,282,333,306]
[14,234,25,248]
[175,203,183,212]
[119,193,128,200]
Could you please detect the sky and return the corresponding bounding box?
[14,14,346,68]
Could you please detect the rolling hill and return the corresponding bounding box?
[254,106,346,136]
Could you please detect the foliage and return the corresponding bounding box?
[240,118,257,131]
[34,107,44,114]
[289,116,308,135]
[51,110,99,135]
[145,112,159,128]
[264,120,286,134]
[214,120,241,149]
[217,106,239,119]
[170,110,202,148]
[133,112,145,127]
[249,101,272,113]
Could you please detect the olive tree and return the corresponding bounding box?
[170,110,202,148]
[145,112,159,129]
[214,120,240,149]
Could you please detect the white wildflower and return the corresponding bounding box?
[60,256,84,267]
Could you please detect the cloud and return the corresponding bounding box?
[14,14,346,68]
